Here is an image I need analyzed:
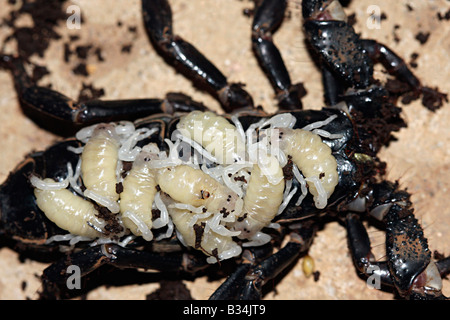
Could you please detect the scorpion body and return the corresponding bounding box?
[0,0,448,300]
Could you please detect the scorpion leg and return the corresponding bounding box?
[40,243,208,299]
[238,235,305,299]
[251,0,305,110]
[211,224,316,300]
[346,181,447,299]
[321,66,345,106]
[0,55,206,132]
[142,0,254,113]
[209,244,273,300]
[239,227,316,300]
[360,39,448,111]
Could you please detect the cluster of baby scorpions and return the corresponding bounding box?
[0,0,448,300]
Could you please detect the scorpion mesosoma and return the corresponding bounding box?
[0,0,449,300]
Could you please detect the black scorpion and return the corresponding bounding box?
[0,0,449,300]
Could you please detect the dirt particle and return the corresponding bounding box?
[77,82,105,103]
[437,9,450,21]
[409,52,419,69]
[282,155,294,180]
[415,31,430,45]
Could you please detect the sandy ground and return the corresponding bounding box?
[0,0,449,300]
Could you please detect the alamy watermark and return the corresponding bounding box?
[365,265,381,290]
[66,4,81,29]
[64,3,385,31]
[366,5,382,30]
[66,264,81,290]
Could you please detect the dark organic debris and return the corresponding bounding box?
[415,31,430,45]
[2,0,74,59]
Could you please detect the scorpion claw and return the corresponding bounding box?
[347,178,448,299]
[304,20,373,88]
[386,207,447,300]
[385,205,432,297]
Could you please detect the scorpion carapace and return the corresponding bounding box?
[0,0,448,300]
